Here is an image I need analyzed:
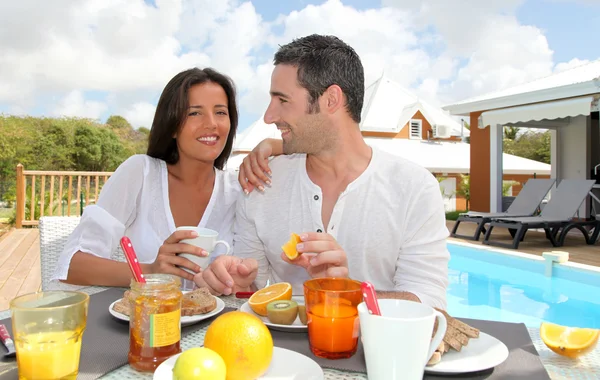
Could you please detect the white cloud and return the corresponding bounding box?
[0,0,593,130]
[554,58,591,73]
[382,0,554,104]
[52,91,107,119]
[122,102,157,129]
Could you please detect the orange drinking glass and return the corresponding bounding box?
[303,278,363,359]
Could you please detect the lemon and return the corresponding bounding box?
[540,322,600,359]
[172,347,226,380]
[204,311,273,380]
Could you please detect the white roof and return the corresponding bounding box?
[234,76,470,153]
[361,76,468,136]
[363,138,550,175]
[233,118,280,152]
[228,135,550,175]
[444,59,600,115]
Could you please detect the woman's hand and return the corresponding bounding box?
[238,138,282,194]
[146,230,209,282]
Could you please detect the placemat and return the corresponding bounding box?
[0,288,230,380]
[270,318,551,380]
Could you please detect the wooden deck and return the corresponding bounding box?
[1,221,600,311]
[0,228,40,310]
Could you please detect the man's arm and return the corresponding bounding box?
[393,176,450,310]
[376,290,421,303]
[232,193,271,289]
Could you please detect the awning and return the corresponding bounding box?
[478,95,600,129]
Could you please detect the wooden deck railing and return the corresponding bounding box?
[15,164,114,228]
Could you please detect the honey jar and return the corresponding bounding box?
[128,274,182,372]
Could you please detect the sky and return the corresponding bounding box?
[0,0,598,133]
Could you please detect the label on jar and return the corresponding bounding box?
[149,309,181,347]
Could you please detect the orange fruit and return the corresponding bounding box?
[248,282,292,316]
[281,233,302,260]
[204,311,273,380]
[540,322,600,358]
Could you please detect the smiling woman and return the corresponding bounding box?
[50,67,283,290]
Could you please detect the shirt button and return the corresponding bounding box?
[317,229,323,233]
[314,195,319,200]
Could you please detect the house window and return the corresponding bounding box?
[409,119,422,139]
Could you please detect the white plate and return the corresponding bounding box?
[108,293,225,327]
[239,296,307,332]
[154,346,323,379]
[424,332,509,374]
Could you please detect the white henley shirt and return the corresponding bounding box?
[51,154,241,287]
[232,147,450,309]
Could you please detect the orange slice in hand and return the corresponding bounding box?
[282,233,302,260]
[540,322,600,358]
[248,282,292,316]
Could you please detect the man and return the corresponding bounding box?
[194,34,449,309]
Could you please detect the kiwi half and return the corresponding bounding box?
[297,305,307,325]
[267,300,298,325]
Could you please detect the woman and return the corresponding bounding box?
[51,67,279,288]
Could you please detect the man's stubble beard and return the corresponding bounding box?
[282,115,335,155]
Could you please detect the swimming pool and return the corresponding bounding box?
[447,242,600,329]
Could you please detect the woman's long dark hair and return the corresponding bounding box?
[147,67,238,170]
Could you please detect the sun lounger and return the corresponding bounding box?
[482,179,596,249]
[450,178,556,241]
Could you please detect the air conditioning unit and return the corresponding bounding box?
[432,124,452,139]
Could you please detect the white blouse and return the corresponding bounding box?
[51,154,242,286]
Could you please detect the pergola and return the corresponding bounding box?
[444,60,600,214]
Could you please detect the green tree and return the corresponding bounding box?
[504,130,550,164]
[462,120,470,144]
[455,174,470,210]
[504,126,519,140]
[503,180,519,196]
[106,115,133,130]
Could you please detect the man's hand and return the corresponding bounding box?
[193,255,258,296]
[282,232,348,278]
[238,138,276,194]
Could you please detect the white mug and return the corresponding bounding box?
[358,299,447,380]
[175,226,231,273]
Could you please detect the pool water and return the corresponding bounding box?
[447,243,600,328]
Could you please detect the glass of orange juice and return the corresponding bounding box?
[10,291,89,380]
[303,278,363,359]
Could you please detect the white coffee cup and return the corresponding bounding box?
[175,226,231,273]
[358,299,447,380]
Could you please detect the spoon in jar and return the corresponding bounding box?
[120,236,146,283]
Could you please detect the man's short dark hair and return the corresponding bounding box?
[274,34,364,123]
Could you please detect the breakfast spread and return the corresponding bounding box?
[427,308,481,366]
[112,287,217,317]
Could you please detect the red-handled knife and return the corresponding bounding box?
[360,281,381,316]
[0,324,16,358]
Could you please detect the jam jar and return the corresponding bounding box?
[128,274,182,372]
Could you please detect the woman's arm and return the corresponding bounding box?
[64,251,148,287]
[53,156,145,286]
[238,138,283,194]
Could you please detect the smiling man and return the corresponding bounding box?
[195,34,450,309]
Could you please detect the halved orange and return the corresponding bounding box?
[249,282,292,316]
[281,233,302,260]
[540,322,600,358]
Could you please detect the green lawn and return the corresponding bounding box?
[445,210,467,221]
